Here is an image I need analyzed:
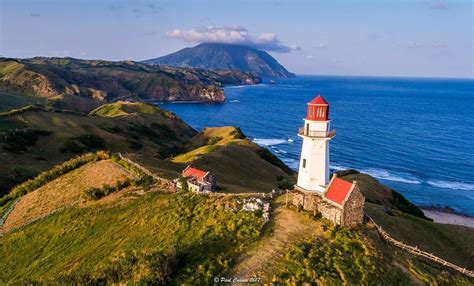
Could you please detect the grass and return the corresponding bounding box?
[2,159,134,232]
[172,126,252,163]
[0,91,45,113]
[168,126,294,193]
[0,106,195,197]
[0,152,109,207]
[90,101,170,118]
[0,193,266,284]
[337,169,428,219]
[193,144,291,193]
[365,202,474,269]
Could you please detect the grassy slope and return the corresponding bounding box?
[338,169,428,219]
[366,203,474,269]
[339,170,474,270]
[167,126,293,193]
[172,126,252,163]
[0,193,265,284]
[273,220,470,284]
[0,91,46,112]
[3,160,134,232]
[0,102,196,197]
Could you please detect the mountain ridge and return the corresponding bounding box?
[0,57,261,104]
[143,43,295,78]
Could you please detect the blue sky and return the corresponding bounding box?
[1,0,472,78]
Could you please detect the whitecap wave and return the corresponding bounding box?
[427,180,474,191]
[330,164,350,171]
[287,138,294,143]
[229,99,240,103]
[252,138,287,146]
[361,168,422,185]
[226,85,246,89]
[281,158,300,170]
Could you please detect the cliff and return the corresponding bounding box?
[0,57,261,103]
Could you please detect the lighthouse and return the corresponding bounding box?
[296,95,335,193]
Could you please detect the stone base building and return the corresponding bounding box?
[176,166,216,193]
[292,174,365,226]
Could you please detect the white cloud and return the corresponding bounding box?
[166,25,300,53]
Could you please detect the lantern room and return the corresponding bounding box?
[306,95,329,121]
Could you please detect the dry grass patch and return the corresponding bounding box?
[3,160,135,232]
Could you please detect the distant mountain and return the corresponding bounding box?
[143,43,295,78]
[0,57,261,104]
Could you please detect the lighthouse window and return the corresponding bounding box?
[302,159,306,168]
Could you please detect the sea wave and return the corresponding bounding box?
[281,158,300,170]
[226,85,246,89]
[252,138,287,146]
[427,180,474,191]
[229,100,241,103]
[330,164,350,171]
[360,168,422,185]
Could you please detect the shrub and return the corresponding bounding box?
[81,178,132,201]
[230,127,245,139]
[60,134,105,154]
[207,136,222,145]
[135,176,154,191]
[1,129,53,152]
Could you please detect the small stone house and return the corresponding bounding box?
[293,174,365,226]
[178,166,216,193]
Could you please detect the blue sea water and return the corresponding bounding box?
[159,76,474,216]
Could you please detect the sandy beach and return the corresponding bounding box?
[422,209,474,228]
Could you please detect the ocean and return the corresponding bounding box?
[159,76,474,216]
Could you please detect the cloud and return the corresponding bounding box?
[429,1,448,10]
[166,25,300,53]
[30,12,41,17]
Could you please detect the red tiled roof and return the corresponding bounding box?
[324,178,353,205]
[308,95,329,105]
[183,167,207,181]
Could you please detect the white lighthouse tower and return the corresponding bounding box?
[296,95,335,193]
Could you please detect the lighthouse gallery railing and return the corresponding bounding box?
[298,128,336,138]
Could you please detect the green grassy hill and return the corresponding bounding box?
[0,94,473,284]
[0,193,266,284]
[169,126,294,193]
[1,186,471,284]
[0,102,196,197]
[0,57,261,105]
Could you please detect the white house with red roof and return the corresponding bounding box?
[293,95,365,226]
[178,166,216,193]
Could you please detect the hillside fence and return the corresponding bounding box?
[365,213,474,279]
[117,153,176,191]
[0,198,20,236]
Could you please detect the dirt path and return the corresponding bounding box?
[231,203,323,281]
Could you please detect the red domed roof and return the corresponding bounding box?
[308,95,329,105]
